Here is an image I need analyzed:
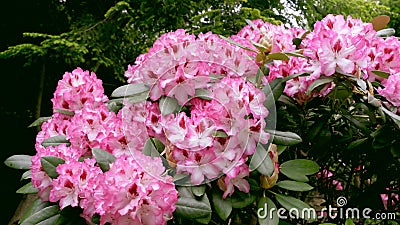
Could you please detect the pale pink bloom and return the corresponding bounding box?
[319,34,355,76]
[35,112,71,145]
[176,148,221,185]
[50,159,102,210]
[31,144,82,201]
[67,104,118,152]
[52,67,107,113]
[378,71,400,107]
[93,155,177,225]
[223,164,251,198]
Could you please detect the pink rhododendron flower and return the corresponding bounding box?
[223,163,251,198]
[67,104,118,153]
[378,71,400,107]
[367,37,400,81]
[31,144,83,201]
[93,155,178,225]
[50,158,102,210]
[51,67,108,113]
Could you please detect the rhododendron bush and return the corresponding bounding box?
[5,14,400,225]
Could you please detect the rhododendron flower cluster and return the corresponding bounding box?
[51,68,108,112]
[31,68,178,225]
[125,29,270,197]
[93,155,178,224]
[230,14,400,110]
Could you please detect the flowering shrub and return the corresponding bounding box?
[5,14,400,225]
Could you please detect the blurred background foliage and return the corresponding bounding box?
[1,0,400,224]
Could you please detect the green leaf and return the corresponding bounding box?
[278,221,294,225]
[40,156,65,178]
[4,155,32,170]
[367,93,381,108]
[195,88,212,100]
[285,51,309,59]
[20,205,60,225]
[258,197,279,225]
[263,78,285,109]
[281,72,307,83]
[306,76,334,95]
[152,138,165,152]
[263,73,307,108]
[21,170,32,180]
[192,185,206,197]
[54,109,74,116]
[175,196,212,220]
[142,138,161,158]
[347,138,369,150]
[391,145,400,157]
[173,173,191,185]
[111,83,150,98]
[41,135,70,147]
[195,214,212,225]
[209,74,225,80]
[219,35,257,53]
[250,40,268,52]
[376,28,395,37]
[108,91,149,104]
[212,130,229,138]
[16,182,38,194]
[343,115,369,132]
[231,191,256,208]
[267,52,289,61]
[255,68,264,86]
[371,70,390,79]
[159,96,179,116]
[107,101,123,113]
[381,106,400,128]
[345,218,355,225]
[307,118,327,141]
[292,38,302,48]
[20,197,50,224]
[276,180,314,191]
[280,159,319,182]
[92,148,116,172]
[275,194,316,220]
[212,189,232,221]
[249,144,274,176]
[28,116,51,128]
[54,205,87,225]
[36,215,60,225]
[267,130,302,146]
[277,145,287,155]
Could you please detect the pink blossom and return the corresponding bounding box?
[49,158,102,211]
[93,155,178,225]
[31,144,82,201]
[367,37,400,81]
[67,104,118,153]
[223,163,251,198]
[51,67,108,113]
[378,71,400,107]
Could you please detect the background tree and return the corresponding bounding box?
[304,0,392,27]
